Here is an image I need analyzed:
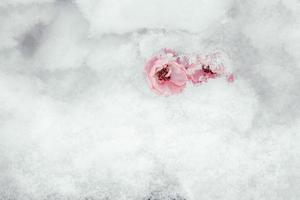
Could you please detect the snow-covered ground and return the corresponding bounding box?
[0,0,299,199]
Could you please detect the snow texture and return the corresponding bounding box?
[0,0,299,199]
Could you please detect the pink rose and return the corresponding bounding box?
[187,53,226,84]
[144,49,234,95]
[145,49,188,95]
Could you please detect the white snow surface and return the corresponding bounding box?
[0,0,299,200]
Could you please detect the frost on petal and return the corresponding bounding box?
[163,48,178,57]
[176,55,192,68]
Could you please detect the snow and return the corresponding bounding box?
[0,0,299,199]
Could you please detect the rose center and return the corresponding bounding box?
[202,65,215,74]
[156,66,171,81]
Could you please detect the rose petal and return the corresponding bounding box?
[145,56,159,74]
[188,69,203,84]
[166,82,185,94]
[169,64,188,86]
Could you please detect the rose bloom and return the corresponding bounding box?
[187,53,226,84]
[144,49,188,95]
